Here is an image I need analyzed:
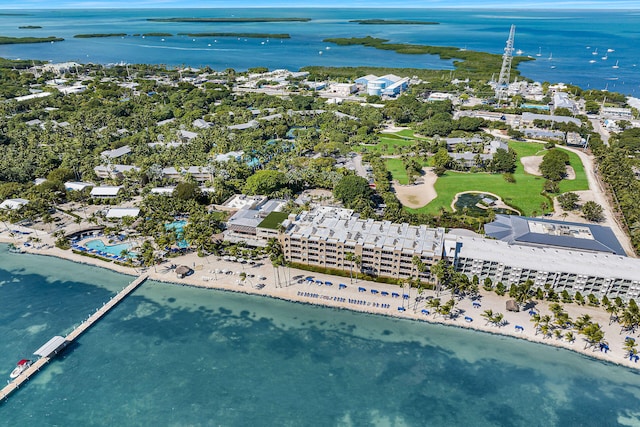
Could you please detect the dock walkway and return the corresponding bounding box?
[0,274,148,402]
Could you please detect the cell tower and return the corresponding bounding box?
[495,24,516,103]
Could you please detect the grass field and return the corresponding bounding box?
[385,158,409,184]
[405,141,589,216]
[359,131,426,155]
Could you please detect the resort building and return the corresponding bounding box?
[90,186,123,199]
[161,167,211,183]
[100,145,131,160]
[279,207,444,282]
[276,207,640,301]
[444,233,640,301]
[224,197,287,246]
[485,215,626,256]
[64,181,94,192]
[94,165,140,180]
[105,208,140,219]
[150,187,175,196]
[601,107,633,120]
[0,198,29,210]
[521,112,581,127]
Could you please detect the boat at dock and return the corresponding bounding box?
[10,359,32,379]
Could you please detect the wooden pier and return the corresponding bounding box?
[0,274,148,402]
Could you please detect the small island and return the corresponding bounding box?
[350,19,439,25]
[148,17,311,23]
[180,32,290,39]
[142,33,173,37]
[0,36,63,45]
[18,25,42,29]
[74,33,128,38]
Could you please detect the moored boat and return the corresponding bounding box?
[10,359,32,379]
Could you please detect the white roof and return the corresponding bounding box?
[34,336,67,358]
[34,178,47,185]
[90,186,122,197]
[215,151,244,162]
[0,198,28,210]
[178,129,198,140]
[106,208,140,219]
[65,181,94,191]
[150,187,175,195]
[448,235,640,282]
[101,145,131,159]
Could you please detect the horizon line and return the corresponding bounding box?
[4,6,640,10]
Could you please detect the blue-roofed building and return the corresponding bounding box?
[485,214,626,256]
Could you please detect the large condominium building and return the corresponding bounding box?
[279,207,445,282]
[444,234,640,301]
[279,207,640,301]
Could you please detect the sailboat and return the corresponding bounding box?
[602,53,608,60]
[592,48,598,55]
[548,53,553,60]
[535,47,542,57]
[612,60,619,69]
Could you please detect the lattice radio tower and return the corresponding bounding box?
[495,24,516,103]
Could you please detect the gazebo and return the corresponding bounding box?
[175,265,193,279]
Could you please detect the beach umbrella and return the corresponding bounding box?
[175,265,192,278]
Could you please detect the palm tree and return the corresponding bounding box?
[565,331,575,344]
[482,309,495,325]
[354,255,362,283]
[345,251,355,284]
[427,298,441,318]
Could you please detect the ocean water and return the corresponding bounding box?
[1,244,640,425]
[0,8,639,94]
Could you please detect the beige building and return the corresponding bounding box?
[279,207,444,282]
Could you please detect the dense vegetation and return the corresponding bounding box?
[74,33,128,38]
[322,36,533,81]
[0,36,63,44]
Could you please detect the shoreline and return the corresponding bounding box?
[1,229,638,372]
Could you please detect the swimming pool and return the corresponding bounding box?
[85,239,133,257]
[165,220,189,248]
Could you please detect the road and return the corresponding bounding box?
[589,117,611,146]
[557,145,635,256]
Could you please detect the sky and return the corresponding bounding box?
[3,0,640,9]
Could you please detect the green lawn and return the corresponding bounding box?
[404,141,589,216]
[359,132,427,155]
[386,158,409,184]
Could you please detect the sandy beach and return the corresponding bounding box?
[1,225,638,371]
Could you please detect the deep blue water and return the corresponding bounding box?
[1,8,639,93]
[1,244,640,425]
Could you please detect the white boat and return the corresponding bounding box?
[10,359,31,379]
[607,48,615,53]
[612,60,619,69]
[548,53,553,60]
[602,54,608,60]
[589,59,597,64]
[516,49,523,55]
[536,47,542,57]
[592,48,598,55]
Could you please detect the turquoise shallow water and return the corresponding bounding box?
[0,8,639,93]
[1,244,640,425]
